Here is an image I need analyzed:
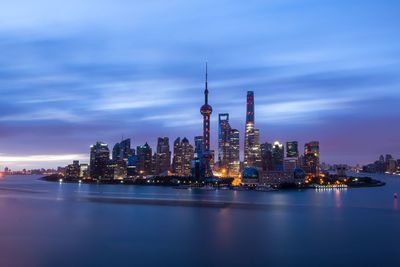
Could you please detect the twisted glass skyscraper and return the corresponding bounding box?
[244,91,261,168]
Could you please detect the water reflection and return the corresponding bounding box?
[334,189,342,208]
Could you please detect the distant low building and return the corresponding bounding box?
[241,167,259,185]
[65,160,80,178]
[79,164,89,178]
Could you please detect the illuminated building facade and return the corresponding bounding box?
[228,129,240,176]
[244,91,261,168]
[172,137,194,176]
[136,142,153,176]
[283,158,299,173]
[127,155,139,177]
[66,160,80,178]
[194,136,204,159]
[154,137,171,175]
[192,136,204,179]
[272,141,284,171]
[286,141,299,158]
[112,138,134,162]
[106,159,126,180]
[284,141,299,173]
[90,141,110,180]
[217,113,240,177]
[218,113,230,171]
[79,163,89,178]
[304,141,320,176]
[261,142,273,171]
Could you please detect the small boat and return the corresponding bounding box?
[394,193,398,199]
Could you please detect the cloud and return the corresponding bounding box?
[0,109,84,122]
[0,154,88,163]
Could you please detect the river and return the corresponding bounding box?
[0,173,399,267]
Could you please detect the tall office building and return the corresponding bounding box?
[172,137,194,176]
[154,137,171,175]
[126,155,139,178]
[228,128,240,176]
[136,143,153,176]
[218,113,231,172]
[286,141,299,158]
[200,63,213,177]
[261,142,273,171]
[304,141,320,176]
[172,137,181,174]
[90,141,110,180]
[283,141,299,174]
[194,136,204,159]
[110,138,133,179]
[112,143,121,161]
[216,113,240,177]
[112,138,134,162]
[272,141,284,171]
[244,91,261,168]
[192,136,204,179]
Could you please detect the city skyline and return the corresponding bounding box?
[1,0,400,169]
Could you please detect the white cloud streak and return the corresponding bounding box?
[0,154,88,162]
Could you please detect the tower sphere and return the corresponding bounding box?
[200,104,213,115]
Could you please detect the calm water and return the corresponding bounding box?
[0,173,399,267]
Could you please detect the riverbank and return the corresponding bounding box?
[41,174,385,190]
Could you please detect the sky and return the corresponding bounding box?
[0,0,399,170]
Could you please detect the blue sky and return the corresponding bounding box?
[0,0,399,169]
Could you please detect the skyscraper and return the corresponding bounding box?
[126,155,139,178]
[200,63,213,177]
[272,141,284,171]
[154,137,171,175]
[286,141,299,158]
[136,142,153,176]
[192,136,204,179]
[244,91,261,168]
[218,113,231,173]
[112,138,134,162]
[172,137,194,176]
[215,113,241,177]
[228,128,240,176]
[260,142,273,171]
[112,143,121,161]
[304,141,320,176]
[90,141,110,180]
[110,138,133,180]
[194,136,204,159]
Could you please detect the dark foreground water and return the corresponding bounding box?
[0,173,399,267]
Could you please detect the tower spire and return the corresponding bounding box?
[204,62,208,105]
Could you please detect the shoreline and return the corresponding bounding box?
[40,174,386,190]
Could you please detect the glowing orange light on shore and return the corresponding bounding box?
[232,178,241,186]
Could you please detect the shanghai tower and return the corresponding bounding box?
[244,91,261,168]
[200,63,213,177]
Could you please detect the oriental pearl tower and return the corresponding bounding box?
[200,63,213,178]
